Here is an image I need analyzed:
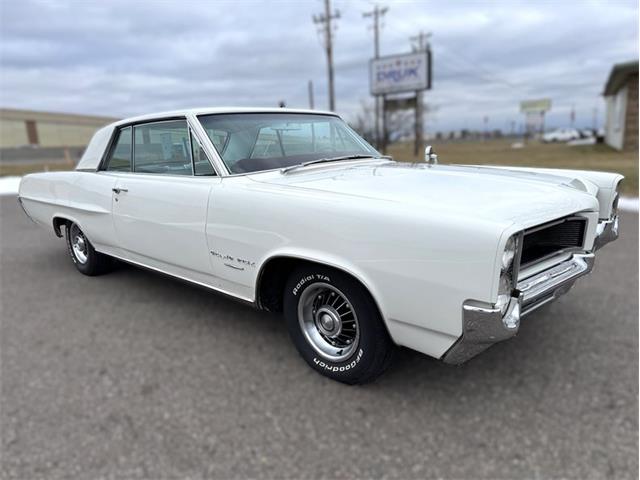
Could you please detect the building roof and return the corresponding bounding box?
[0,108,119,126]
[603,61,639,96]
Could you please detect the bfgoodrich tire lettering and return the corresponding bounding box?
[284,265,394,384]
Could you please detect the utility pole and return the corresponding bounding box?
[570,103,576,127]
[308,80,314,109]
[410,30,431,156]
[313,0,340,111]
[363,4,388,150]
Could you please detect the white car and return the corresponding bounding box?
[18,108,622,384]
[542,128,581,143]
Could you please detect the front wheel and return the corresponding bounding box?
[283,265,394,384]
[65,222,112,276]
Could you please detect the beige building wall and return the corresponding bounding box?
[0,108,118,148]
[36,122,102,148]
[0,118,29,147]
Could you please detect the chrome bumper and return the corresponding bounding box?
[442,253,595,365]
[518,253,595,315]
[593,215,619,250]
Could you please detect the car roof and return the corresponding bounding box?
[76,107,342,171]
[107,107,339,128]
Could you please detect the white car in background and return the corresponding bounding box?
[542,128,581,143]
[17,108,623,384]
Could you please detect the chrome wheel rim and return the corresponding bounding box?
[70,224,88,264]
[298,282,359,362]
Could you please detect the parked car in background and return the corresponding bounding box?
[18,108,623,384]
[579,129,596,138]
[542,128,581,143]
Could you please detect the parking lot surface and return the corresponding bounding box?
[1,196,638,479]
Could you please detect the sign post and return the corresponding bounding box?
[520,99,552,140]
[370,50,432,154]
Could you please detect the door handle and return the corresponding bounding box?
[112,188,128,194]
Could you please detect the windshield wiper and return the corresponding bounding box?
[280,154,392,174]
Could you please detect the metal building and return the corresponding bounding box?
[603,61,638,151]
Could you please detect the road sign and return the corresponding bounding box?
[370,51,431,96]
[520,98,551,113]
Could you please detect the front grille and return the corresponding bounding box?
[521,216,586,266]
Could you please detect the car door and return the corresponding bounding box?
[109,119,219,276]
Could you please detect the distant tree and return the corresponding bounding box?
[352,100,376,145]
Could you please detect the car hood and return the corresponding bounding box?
[251,160,599,228]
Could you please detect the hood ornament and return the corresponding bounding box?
[425,145,438,166]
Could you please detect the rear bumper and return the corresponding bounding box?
[442,253,595,365]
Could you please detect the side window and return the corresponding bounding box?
[133,120,193,175]
[190,131,216,176]
[106,127,132,171]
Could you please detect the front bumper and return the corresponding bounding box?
[593,215,619,250]
[442,253,595,365]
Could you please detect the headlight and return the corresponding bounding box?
[496,273,511,315]
[497,234,521,315]
[501,236,517,271]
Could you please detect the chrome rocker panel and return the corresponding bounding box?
[442,253,595,365]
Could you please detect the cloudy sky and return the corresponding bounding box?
[1,0,638,132]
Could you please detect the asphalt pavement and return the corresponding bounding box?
[1,195,638,479]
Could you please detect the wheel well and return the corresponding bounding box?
[256,257,376,314]
[52,217,70,238]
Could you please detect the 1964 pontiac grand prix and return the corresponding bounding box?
[18,108,622,384]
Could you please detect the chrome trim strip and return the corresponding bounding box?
[96,251,254,304]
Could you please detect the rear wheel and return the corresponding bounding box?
[65,222,112,276]
[284,265,394,384]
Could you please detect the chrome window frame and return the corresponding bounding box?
[98,115,221,177]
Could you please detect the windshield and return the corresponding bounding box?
[197,113,379,174]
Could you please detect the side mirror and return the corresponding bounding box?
[425,145,438,165]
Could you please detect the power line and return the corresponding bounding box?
[313,0,340,111]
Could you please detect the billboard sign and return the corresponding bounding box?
[370,51,431,96]
[520,98,551,113]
